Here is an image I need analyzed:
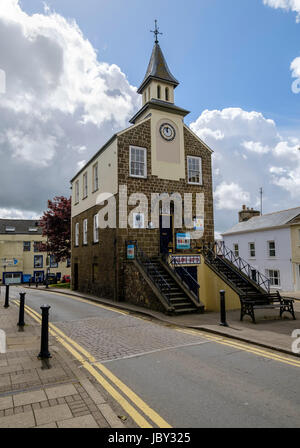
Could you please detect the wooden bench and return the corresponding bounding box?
[239,291,296,324]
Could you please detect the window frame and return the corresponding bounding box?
[268,241,276,257]
[34,255,43,268]
[93,214,99,243]
[233,243,239,257]
[93,163,99,192]
[50,254,58,268]
[23,241,31,252]
[83,172,88,199]
[74,180,79,204]
[75,222,79,247]
[187,156,203,185]
[129,146,147,179]
[266,269,281,287]
[83,219,88,245]
[248,242,256,258]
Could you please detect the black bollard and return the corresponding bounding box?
[17,292,26,327]
[4,284,9,308]
[220,290,228,327]
[36,281,38,288]
[38,305,51,359]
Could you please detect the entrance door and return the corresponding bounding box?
[74,263,79,290]
[34,271,44,283]
[159,214,173,254]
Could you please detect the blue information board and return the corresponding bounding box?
[176,233,191,250]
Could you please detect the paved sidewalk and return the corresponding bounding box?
[33,285,300,357]
[0,297,133,428]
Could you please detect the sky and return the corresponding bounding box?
[0,0,299,235]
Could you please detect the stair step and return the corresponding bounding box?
[174,307,198,314]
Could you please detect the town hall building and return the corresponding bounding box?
[71,26,252,314]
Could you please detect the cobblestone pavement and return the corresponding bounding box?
[55,314,209,362]
[0,301,135,428]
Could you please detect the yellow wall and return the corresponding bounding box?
[197,255,240,311]
[291,225,300,263]
[0,233,70,283]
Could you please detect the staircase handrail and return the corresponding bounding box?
[134,243,172,307]
[167,256,200,303]
[203,241,270,293]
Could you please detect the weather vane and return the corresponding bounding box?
[151,20,162,44]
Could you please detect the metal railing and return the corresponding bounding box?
[134,243,172,307]
[203,241,270,293]
[164,255,200,303]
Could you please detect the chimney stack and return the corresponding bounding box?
[239,205,260,222]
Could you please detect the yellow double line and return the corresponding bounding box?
[13,300,171,429]
[177,328,300,368]
[23,289,300,369]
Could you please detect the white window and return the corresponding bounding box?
[129,146,147,178]
[233,244,239,257]
[93,163,98,192]
[133,213,145,229]
[93,214,99,243]
[249,242,255,258]
[75,180,79,204]
[268,241,276,257]
[83,172,88,199]
[75,223,79,247]
[187,156,202,185]
[266,269,281,287]
[83,219,88,245]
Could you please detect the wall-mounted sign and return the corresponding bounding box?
[1,258,19,267]
[133,213,145,229]
[172,255,201,265]
[176,233,191,250]
[127,244,135,260]
[193,217,204,231]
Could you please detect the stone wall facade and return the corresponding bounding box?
[72,118,214,307]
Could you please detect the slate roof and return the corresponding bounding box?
[222,207,300,236]
[137,43,179,94]
[0,219,42,235]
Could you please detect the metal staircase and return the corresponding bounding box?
[202,241,270,296]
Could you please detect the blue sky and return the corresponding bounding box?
[0,0,299,233]
[20,0,300,127]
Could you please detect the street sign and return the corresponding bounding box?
[1,258,19,267]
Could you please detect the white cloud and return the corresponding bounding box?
[242,141,271,154]
[190,107,300,232]
[214,182,251,210]
[0,0,140,217]
[0,208,41,219]
[263,0,300,22]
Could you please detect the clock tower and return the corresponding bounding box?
[130,21,190,181]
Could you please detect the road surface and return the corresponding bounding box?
[8,286,300,428]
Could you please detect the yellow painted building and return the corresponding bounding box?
[290,218,300,291]
[0,219,70,285]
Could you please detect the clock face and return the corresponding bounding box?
[159,123,176,141]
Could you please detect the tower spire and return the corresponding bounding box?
[150,19,162,44]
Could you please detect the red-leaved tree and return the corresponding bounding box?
[39,196,71,262]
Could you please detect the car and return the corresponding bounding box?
[62,275,70,283]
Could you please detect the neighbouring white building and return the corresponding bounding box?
[222,206,300,292]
